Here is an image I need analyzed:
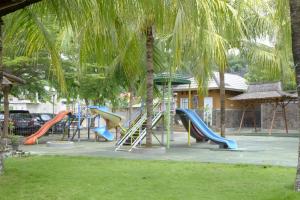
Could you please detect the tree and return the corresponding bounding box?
[289,0,300,192]
[3,54,52,101]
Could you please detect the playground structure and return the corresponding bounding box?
[88,106,122,141]
[114,73,238,151]
[24,110,71,145]
[176,109,237,149]
[23,103,123,145]
[115,102,164,151]
[23,73,237,150]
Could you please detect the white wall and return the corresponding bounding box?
[9,99,67,114]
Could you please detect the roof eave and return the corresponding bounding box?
[0,0,42,17]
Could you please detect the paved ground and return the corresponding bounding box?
[19,132,300,167]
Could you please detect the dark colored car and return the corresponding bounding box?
[31,113,66,134]
[0,110,41,136]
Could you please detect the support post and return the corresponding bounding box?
[282,102,289,134]
[253,104,257,132]
[238,104,247,134]
[166,72,172,148]
[77,98,80,142]
[188,84,191,146]
[162,85,165,145]
[269,102,278,135]
[87,115,90,139]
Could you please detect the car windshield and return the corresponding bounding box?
[10,113,32,120]
[40,114,52,121]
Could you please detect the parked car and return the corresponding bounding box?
[31,113,66,134]
[0,110,41,136]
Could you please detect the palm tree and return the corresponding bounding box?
[145,25,154,146]
[219,68,226,137]
[0,0,42,176]
[289,0,300,192]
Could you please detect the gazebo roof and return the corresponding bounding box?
[154,72,191,86]
[0,0,41,17]
[1,72,25,86]
[229,82,297,102]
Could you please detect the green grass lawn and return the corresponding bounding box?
[0,156,299,200]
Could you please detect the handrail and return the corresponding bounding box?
[115,102,162,151]
[129,111,163,151]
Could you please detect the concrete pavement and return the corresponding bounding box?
[20,132,300,167]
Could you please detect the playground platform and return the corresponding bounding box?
[20,131,299,167]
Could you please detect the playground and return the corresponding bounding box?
[2,1,300,198]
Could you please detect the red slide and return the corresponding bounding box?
[24,111,71,145]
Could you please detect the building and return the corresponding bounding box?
[173,72,248,130]
[230,82,298,133]
[8,96,67,114]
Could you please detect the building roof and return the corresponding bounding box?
[1,72,25,86]
[172,72,248,92]
[229,82,297,102]
[154,73,191,85]
[0,0,41,17]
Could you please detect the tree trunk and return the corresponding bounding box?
[84,98,89,107]
[0,152,3,175]
[289,0,300,191]
[3,86,11,138]
[0,18,4,175]
[145,25,154,147]
[219,69,226,137]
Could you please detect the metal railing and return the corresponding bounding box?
[115,102,163,151]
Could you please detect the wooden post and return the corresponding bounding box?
[269,102,278,135]
[253,104,257,132]
[188,84,191,146]
[281,102,289,134]
[238,104,247,134]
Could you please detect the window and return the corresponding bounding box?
[180,98,189,109]
[203,97,213,126]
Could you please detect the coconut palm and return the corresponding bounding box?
[3,1,283,147]
[289,0,300,192]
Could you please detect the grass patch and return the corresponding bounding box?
[0,156,299,200]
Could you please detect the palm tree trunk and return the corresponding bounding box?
[0,18,4,175]
[289,0,300,191]
[145,25,154,147]
[219,68,226,137]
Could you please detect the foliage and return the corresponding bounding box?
[2,0,297,104]
[3,54,52,102]
[9,135,19,145]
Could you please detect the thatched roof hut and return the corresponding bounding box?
[1,72,25,86]
[230,82,297,134]
[229,82,297,103]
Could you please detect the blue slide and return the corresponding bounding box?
[93,127,115,141]
[176,109,237,149]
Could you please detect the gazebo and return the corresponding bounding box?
[154,72,191,148]
[230,82,297,134]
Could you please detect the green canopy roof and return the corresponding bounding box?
[154,72,191,86]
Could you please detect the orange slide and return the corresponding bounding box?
[24,111,71,145]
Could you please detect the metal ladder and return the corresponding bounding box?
[115,112,147,150]
[128,111,163,152]
[115,103,162,151]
